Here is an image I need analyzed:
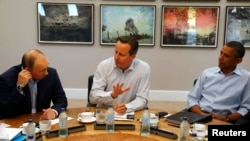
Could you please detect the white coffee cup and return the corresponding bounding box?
[193,123,207,141]
[78,112,93,121]
[150,116,159,127]
[22,122,36,134]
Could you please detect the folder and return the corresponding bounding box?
[165,110,212,127]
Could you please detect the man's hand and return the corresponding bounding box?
[114,103,127,115]
[111,83,130,98]
[17,69,32,86]
[42,108,56,119]
[190,105,210,116]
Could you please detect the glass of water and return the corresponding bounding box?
[39,116,52,136]
[96,108,106,124]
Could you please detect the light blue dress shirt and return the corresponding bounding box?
[187,66,250,116]
[90,57,151,112]
[28,79,39,114]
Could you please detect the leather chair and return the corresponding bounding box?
[86,75,97,107]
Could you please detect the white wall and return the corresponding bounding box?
[1,0,250,100]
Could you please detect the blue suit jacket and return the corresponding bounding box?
[0,64,68,119]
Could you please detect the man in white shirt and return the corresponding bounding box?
[90,36,151,114]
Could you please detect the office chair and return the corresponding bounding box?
[193,79,198,86]
[86,75,97,107]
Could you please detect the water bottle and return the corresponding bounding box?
[106,104,115,133]
[58,108,68,138]
[180,116,190,141]
[26,119,36,141]
[140,106,150,136]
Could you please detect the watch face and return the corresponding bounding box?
[17,85,23,90]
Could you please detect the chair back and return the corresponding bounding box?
[193,79,198,86]
[87,75,97,107]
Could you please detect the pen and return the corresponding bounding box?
[168,123,180,128]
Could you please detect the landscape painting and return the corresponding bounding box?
[38,3,94,44]
[225,6,250,47]
[161,6,219,48]
[100,5,156,46]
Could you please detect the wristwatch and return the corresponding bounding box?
[16,84,24,93]
[225,115,231,122]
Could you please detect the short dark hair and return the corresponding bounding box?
[116,36,139,55]
[21,49,44,68]
[226,41,245,58]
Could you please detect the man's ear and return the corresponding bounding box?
[131,53,136,58]
[236,58,242,64]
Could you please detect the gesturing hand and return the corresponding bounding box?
[111,83,130,98]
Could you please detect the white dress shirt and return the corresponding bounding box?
[90,57,151,112]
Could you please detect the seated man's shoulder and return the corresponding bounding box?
[203,66,219,73]
[239,68,250,75]
[136,59,150,68]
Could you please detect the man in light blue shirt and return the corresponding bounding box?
[187,41,250,124]
[90,36,151,114]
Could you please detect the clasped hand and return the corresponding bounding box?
[42,108,56,119]
[114,103,127,115]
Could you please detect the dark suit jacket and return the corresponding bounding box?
[0,64,68,119]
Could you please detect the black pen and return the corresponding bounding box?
[168,123,180,128]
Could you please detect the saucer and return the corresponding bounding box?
[77,117,96,123]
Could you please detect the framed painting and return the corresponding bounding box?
[161,6,220,48]
[37,2,94,44]
[100,4,156,46]
[227,0,249,1]
[163,0,220,2]
[103,0,155,1]
[224,6,250,47]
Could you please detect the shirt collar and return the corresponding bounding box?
[114,59,136,72]
[217,66,241,76]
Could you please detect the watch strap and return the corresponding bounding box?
[226,115,231,122]
[16,84,24,94]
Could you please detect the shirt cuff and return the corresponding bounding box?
[52,109,58,117]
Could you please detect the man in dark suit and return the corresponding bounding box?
[0,49,67,119]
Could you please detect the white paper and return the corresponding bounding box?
[51,117,73,125]
[0,127,22,140]
[139,113,159,122]
[0,123,10,128]
[114,112,134,121]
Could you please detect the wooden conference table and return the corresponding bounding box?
[0,107,230,141]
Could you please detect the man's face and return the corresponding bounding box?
[114,41,135,71]
[218,45,242,74]
[30,56,49,80]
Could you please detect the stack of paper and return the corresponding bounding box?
[0,127,22,140]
